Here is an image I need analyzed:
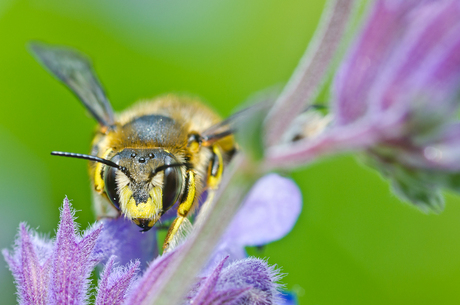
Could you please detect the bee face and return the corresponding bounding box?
[104,148,184,231]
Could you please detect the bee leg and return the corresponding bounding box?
[208,145,224,190]
[163,170,197,251]
[163,146,224,251]
[195,145,224,225]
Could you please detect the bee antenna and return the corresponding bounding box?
[51,151,122,170]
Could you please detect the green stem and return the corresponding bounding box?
[265,0,358,146]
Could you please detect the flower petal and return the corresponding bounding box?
[223,173,302,247]
[189,257,233,305]
[123,247,178,304]
[97,216,158,271]
[2,224,53,305]
[334,0,460,125]
[47,197,103,305]
[203,174,301,272]
[333,0,415,125]
[95,256,139,305]
[371,1,460,115]
[3,198,107,304]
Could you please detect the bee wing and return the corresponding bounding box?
[30,42,115,127]
[201,102,270,145]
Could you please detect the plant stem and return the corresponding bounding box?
[265,0,358,146]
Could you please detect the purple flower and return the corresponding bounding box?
[96,216,158,271]
[2,225,53,305]
[3,198,106,305]
[3,174,301,304]
[186,257,283,305]
[186,257,247,305]
[268,0,460,212]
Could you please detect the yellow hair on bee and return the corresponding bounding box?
[119,185,163,220]
[116,170,164,221]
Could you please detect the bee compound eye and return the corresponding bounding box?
[162,165,183,212]
[104,155,121,210]
[104,166,121,210]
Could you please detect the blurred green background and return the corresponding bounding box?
[1,0,460,304]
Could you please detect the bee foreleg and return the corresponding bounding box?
[163,170,196,251]
[163,146,225,252]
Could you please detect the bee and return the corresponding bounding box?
[30,43,237,250]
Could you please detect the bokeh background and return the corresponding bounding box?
[1,0,460,304]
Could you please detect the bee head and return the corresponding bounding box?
[51,149,187,232]
[107,149,186,231]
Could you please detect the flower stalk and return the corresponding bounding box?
[265,0,358,146]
